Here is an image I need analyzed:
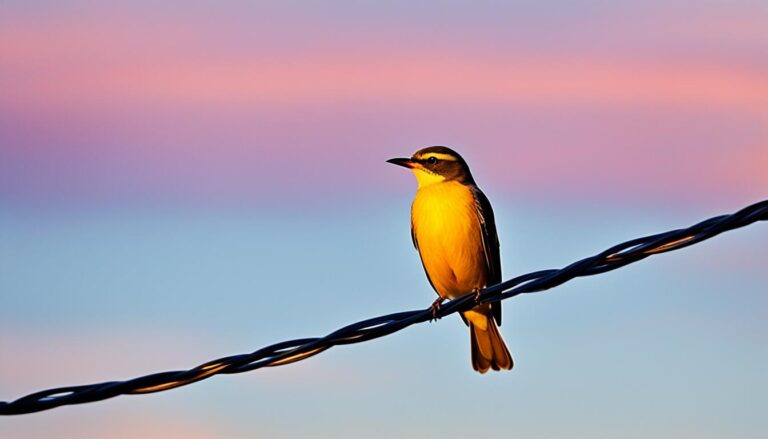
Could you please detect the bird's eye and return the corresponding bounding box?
[427,156,438,165]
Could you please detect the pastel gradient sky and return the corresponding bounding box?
[1,1,766,438]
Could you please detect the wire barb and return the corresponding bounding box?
[1,199,766,415]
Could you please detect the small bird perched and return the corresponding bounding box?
[387,146,513,373]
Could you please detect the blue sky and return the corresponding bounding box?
[2,201,766,437]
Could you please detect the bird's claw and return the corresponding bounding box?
[473,288,482,302]
[430,297,445,321]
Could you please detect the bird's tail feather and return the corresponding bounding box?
[469,316,513,373]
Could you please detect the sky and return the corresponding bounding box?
[1,1,766,437]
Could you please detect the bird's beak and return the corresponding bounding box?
[386,157,414,169]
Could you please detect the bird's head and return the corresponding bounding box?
[387,146,475,188]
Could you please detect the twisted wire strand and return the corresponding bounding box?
[2,199,766,415]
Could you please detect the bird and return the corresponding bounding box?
[387,146,513,373]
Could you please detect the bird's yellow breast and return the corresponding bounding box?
[411,180,487,299]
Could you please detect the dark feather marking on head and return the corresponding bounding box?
[411,146,475,183]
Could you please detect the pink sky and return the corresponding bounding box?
[1,1,766,206]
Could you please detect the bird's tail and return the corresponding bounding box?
[467,311,513,373]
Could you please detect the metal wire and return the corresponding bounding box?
[1,199,766,415]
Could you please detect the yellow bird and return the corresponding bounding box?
[388,146,513,373]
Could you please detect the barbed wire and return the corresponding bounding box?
[1,199,766,415]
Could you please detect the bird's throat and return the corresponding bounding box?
[412,168,446,188]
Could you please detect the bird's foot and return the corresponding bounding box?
[430,297,445,321]
[472,288,483,302]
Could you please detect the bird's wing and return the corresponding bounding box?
[472,187,503,325]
